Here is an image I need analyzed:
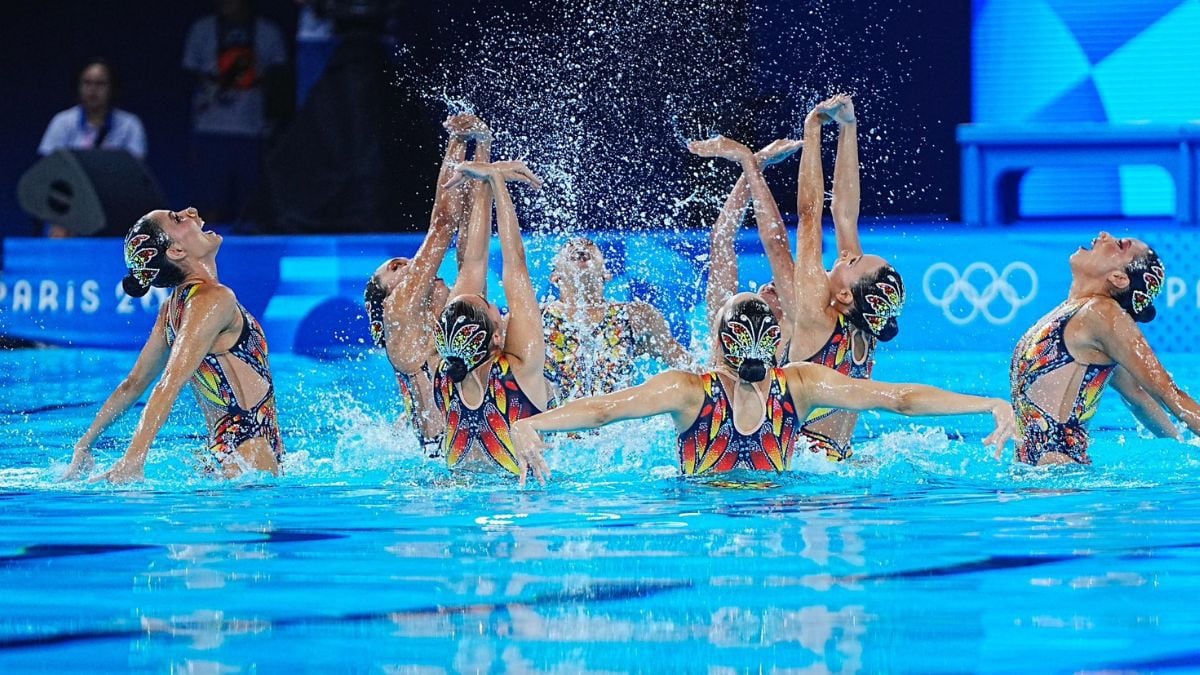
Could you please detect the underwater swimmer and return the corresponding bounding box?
[510,293,1016,486]
[65,207,282,482]
[1010,232,1200,465]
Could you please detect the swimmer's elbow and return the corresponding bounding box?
[117,375,152,398]
[890,388,922,416]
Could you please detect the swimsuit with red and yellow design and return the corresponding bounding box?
[166,281,283,470]
[1011,300,1115,465]
[801,314,875,461]
[677,368,800,475]
[434,355,544,475]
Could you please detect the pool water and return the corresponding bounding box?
[2,347,1200,672]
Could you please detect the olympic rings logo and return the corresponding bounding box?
[922,262,1038,325]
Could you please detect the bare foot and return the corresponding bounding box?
[446,160,543,190]
[687,136,754,162]
[755,139,802,166]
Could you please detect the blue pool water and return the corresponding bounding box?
[2,347,1200,672]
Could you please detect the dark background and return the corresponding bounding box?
[0,1,969,240]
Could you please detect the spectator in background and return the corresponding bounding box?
[295,0,336,106]
[38,58,147,237]
[183,0,288,226]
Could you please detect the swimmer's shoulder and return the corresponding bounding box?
[175,282,239,327]
[1073,296,1136,334]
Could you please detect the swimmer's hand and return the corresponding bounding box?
[61,445,95,481]
[510,420,551,488]
[446,160,543,190]
[687,136,754,163]
[90,455,145,485]
[831,95,856,125]
[983,400,1018,459]
[755,139,802,167]
[443,113,492,142]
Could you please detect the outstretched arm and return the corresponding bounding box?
[830,96,862,257]
[630,301,694,369]
[98,287,237,483]
[787,362,1017,453]
[1110,366,1179,438]
[738,143,799,329]
[65,309,170,479]
[508,370,701,485]
[789,99,845,330]
[705,175,748,332]
[1092,305,1200,436]
[448,174,493,299]
[691,138,802,332]
[453,117,492,272]
[384,124,470,373]
[490,166,545,372]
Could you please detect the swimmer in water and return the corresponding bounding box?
[432,157,555,476]
[542,237,692,400]
[65,207,282,482]
[364,113,490,456]
[1010,232,1200,465]
[788,94,907,462]
[691,136,803,360]
[510,293,1016,486]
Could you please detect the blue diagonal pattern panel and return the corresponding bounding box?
[1092,0,1200,121]
[1038,76,1108,121]
[1045,0,1185,64]
[973,0,1091,122]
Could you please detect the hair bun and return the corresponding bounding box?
[445,357,469,383]
[737,359,767,383]
[1133,305,1157,324]
[122,275,150,298]
[876,318,900,342]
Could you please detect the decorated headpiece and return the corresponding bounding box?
[718,296,781,382]
[436,299,495,382]
[364,276,388,348]
[121,217,181,298]
[1130,254,1165,317]
[1122,249,1165,323]
[850,266,905,340]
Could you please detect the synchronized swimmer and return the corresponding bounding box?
[65,96,1189,483]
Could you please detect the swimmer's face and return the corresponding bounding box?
[1071,232,1150,278]
[149,207,220,261]
[829,252,888,294]
[551,238,610,287]
[373,257,411,295]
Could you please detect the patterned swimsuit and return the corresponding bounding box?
[800,315,876,461]
[1011,300,1115,465]
[677,369,801,475]
[396,362,443,457]
[543,302,637,400]
[166,282,283,469]
[434,355,544,475]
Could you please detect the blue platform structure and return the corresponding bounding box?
[958,123,1200,226]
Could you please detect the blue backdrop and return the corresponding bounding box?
[3,226,1197,356]
[972,0,1200,218]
